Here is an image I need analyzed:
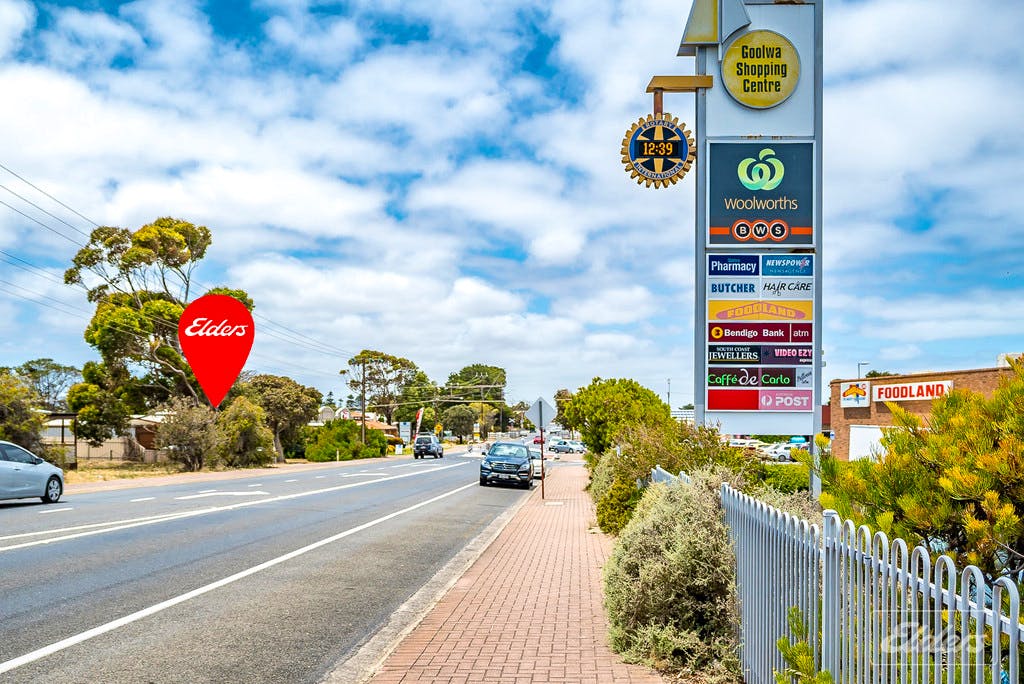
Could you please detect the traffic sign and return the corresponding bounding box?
[524,398,556,428]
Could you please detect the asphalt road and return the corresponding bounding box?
[0,452,537,683]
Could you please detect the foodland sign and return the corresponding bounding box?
[872,381,953,403]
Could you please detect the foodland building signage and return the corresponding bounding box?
[679,0,822,437]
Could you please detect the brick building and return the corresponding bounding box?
[829,363,1016,461]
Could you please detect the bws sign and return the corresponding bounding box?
[708,142,814,248]
[872,381,953,403]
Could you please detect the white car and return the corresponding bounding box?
[528,446,551,479]
[0,440,64,503]
[761,443,804,461]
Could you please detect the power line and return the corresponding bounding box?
[0,182,92,239]
[0,162,99,228]
[0,164,359,360]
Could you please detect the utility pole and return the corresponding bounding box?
[360,357,367,444]
[667,378,671,409]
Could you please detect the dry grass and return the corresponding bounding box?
[64,461,187,484]
[63,457,313,485]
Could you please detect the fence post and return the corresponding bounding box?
[822,509,841,679]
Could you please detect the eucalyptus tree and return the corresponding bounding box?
[63,217,252,441]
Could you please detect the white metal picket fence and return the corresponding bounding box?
[648,468,1022,684]
[721,484,1020,684]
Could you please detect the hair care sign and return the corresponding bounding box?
[178,294,255,407]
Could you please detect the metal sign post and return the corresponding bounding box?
[641,0,823,493]
[525,397,556,500]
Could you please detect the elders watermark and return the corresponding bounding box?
[876,614,991,666]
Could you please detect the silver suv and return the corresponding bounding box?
[413,434,444,459]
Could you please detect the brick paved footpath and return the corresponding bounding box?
[368,461,664,684]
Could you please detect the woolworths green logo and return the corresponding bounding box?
[737,148,785,191]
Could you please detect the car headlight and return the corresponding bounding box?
[481,462,492,471]
[518,464,530,473]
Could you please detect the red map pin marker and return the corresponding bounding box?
[178,294,255,408]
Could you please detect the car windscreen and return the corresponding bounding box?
[487,444,527,459]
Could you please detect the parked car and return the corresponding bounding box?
[759,443,804,461]
[548,440,574,454]
[567,440,586,453]
[413,434,444,459]
[528,446,547,479]
[480,442,534,488]
[532,435,544,445]
[0,441,64,503]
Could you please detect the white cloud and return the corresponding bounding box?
[560,285,655,326]
[120,0,214,69]
[0,0,33,59]
[264,14,361,66]
[41,8,143,68]
[0,0,1021,406]
[879,344,921,362]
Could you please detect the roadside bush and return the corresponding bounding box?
[761,462,810,493]
[596,475,644,535]
[216,396,274,467]
[587,448,617,502]
[157,398,218,471]
[588,419,765,535]
[604,475,740,680]
[305,419,388,461]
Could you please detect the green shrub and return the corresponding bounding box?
[305,420,387,461]
[761,463,810,493]
[588,449,617,502]
[596,476,644,535]
[604,476,740,680]
[775,607,832,684]
[216,396,274,467]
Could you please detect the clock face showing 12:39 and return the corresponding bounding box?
[621,113,696,189]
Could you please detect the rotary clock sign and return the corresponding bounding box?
[621,113,696,189]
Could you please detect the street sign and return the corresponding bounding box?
[524,398,556,428]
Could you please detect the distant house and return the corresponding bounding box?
[310,406,399,439]
[41,411,173,467]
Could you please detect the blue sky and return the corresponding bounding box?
[0,0,1022,408]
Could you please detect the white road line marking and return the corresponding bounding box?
[174,491,269,500]
[284,479,297,483]
[315,475,326,479]
[129,497,155,503]
[0,462,468,552]
[341,473,389,478]
[198,489,218,494]
[247,484,263,487]
[39,508,73,514]
[0,481,476,677]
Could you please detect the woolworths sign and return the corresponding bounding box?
[708,142,814,247]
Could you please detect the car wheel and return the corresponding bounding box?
[42,476,62,504]
[479,478,488,486]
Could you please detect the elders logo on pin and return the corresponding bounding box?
[178,294,255,407]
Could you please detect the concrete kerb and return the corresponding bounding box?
[320,473,541,684]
